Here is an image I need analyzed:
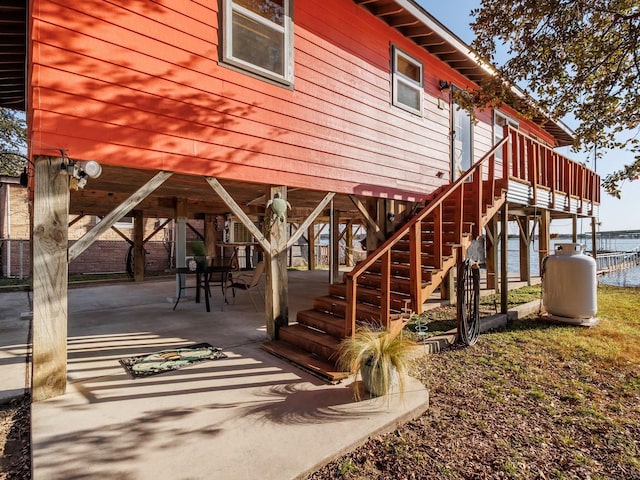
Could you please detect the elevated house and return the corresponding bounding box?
[0,0,599,400]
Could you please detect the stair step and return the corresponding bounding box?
[393,240,454,256]
[261,340,349,383]
[328,283,414,312]
[278,323,342,361]
[392,250,453,265]
[313,295,393,322]
[367,262,436,281]
[297,309,346,338]
[356,272,427,292]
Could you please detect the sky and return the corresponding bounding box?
[419,0,640,235]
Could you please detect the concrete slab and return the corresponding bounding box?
[0,287,31,403]
[9,271,429,480]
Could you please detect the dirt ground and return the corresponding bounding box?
[0,395,30,480]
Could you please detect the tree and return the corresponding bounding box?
[468,0,639,198]
[0,107,27,176]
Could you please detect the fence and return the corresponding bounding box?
[596,250,640,274]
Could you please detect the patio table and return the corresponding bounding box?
[172,264,233,312]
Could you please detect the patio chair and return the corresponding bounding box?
[228,261,265,311]
[207,248,238,302]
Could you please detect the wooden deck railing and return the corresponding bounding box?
[343,126,601,337]
[505,126,601,209]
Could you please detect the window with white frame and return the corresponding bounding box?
[223,0,293,84]
[392,47,423,115]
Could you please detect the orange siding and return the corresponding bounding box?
[28,0,549,201]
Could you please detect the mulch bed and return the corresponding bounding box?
[307,320,640,479]
[0,395,31,480]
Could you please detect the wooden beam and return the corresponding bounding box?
[345,219,354,267]
[538,209,551,271]
[517,216,531,284]
[500,204,509,314]
[143,218,172,244]
[109,224,133,244]
[265,186,288,339]
[68,214,85,228]
[206,177,270,253]
[68,171,172,262]
[308,222,316,271]
[32,156,69,401]
[348,195,386,243]
[204,214,217,260]
[285,192,335,250]
[133,210,144,282]
[330,201,340,284]
[485,216,498,290]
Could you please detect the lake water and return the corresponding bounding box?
[505,237,640,287]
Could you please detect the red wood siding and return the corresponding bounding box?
[28,0,555,201]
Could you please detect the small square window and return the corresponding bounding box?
[223,0,293,84]
[392,47,423,115]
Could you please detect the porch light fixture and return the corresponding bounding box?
[60,159,102,190]
[439,80,451,92]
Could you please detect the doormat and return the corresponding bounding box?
[119,343,227,378]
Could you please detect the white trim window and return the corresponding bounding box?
[223,0,293,84]
[494,111,519,162]
[392,47,423,115]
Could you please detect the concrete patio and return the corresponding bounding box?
[0,270,430,480]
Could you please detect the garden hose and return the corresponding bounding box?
[457,259,481,346]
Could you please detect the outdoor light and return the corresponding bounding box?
[60,159,102,190]
[76,160,102,178]
[19,167,28,187]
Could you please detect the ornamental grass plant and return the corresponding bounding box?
[337,325,416,399]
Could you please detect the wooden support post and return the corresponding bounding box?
[571,214,578,244]
[265,186,288,339]
[307,222,316,271]
[32,156,69,401]
[517,215,531,284]
[345,220,354,267]
[485,216,498,290]
[440,269,455,304]
[175,219,187,296]
[330,201,340,284]
[500,204,509,314]
[538,209,551,272]
[349,195,385,246]
[409,222,422,314]
[133,210,145,282]
[204,213,217,261]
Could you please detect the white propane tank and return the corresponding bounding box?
[542,243,597,321]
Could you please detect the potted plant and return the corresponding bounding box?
[187,241,208,271]
[337,325,416,399]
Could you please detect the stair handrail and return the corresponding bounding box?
[343,134,510,336]
[344,125,601,337]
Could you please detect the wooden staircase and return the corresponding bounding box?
[262,138,511,381]
[262,126,602,381]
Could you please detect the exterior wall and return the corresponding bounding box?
[27,0,539,203]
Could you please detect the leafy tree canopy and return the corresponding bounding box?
[0,107,27,176]
[468,0,639,198]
